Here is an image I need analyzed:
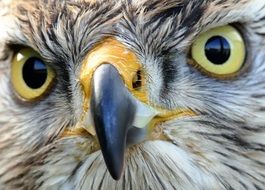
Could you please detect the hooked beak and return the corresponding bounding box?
[67,38,196,180]
[78,38,152,180]
[90,64,136,180]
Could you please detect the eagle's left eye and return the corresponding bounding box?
[11,48,55,101]
[190,25,246,78]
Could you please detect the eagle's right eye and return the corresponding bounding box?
[11,48,55,101]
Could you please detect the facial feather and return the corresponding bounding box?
[0,0,265,189]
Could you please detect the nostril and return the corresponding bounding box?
[132,70,142,90]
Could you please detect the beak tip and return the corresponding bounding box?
[105,158,124,180]
[110,171,123,181]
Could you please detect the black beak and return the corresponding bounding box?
[90,64,136,180]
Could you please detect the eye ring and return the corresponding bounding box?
[190,25,246,79]
[11,48,55,101]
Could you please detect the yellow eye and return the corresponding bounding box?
[11,48,55,100]
[191,25,246,78]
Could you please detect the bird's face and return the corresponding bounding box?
[1,0,265,189]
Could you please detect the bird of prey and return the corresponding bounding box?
[0,0,265,189]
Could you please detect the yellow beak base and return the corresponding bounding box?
[80,38,147,111]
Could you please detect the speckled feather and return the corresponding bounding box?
[0,0,265,189]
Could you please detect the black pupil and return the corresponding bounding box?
[22,57,48,89]
[205,36,231,65]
